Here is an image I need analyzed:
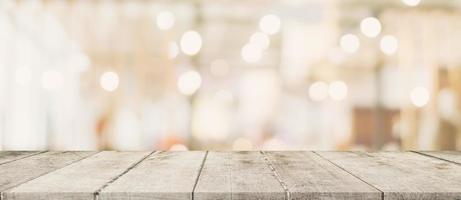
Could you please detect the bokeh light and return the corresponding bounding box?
[410,87,430,107]
[340,34,360,53]
[180,31,202,56]
[309,81,328,101]
[360,17,382,38]
[156,11,175,30]
[177,70,202,96]
[100,71,119,92]
[380,35,399,55]
[259,14,281,35]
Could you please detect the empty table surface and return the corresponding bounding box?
[0,151,460,200]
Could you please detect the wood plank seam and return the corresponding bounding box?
[93,151,158,200]
[313,151,385,200]
[411,151,461,165]
[0,151,47,166]
[260,151,291,200]
[0,151,98,200]
[191,151,209,200]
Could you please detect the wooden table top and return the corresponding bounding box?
[0,151,460,200]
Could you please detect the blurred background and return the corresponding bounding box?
[0,0,461,151]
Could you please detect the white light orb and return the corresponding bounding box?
[329,81,348,101]
[177,70,202,95]
[100,71,119,92]
[15,67,32,86]
[380,35,399,55]
[241,43,262,63]
[168,42,179,59]
[180,31,202,56]
[259,14,281,35]
[340,34,360,53]
[309,81,328,101]
[402,0,421,6]
[360,17,382,38]
[41,70,64,91]
[410,87,430,107]
[156,11,175,30]
[249,32,270,50]
[210,59,229,77]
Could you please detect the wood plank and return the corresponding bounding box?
[417,151,461,164]
[99,151,207,200]
[3,151,152,200]
[263,151,381,200]
[0,151,96,193]
[0,152,43,165]
[194,151,286,200]
[318,151,461,200]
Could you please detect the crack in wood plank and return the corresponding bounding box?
[313,151,385,200]
[411,151,461,166]
[260,151,291,200]
[192,151,209,200]
[93,151,157,200]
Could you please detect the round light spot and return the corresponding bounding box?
[100,71,119,92]
[156,11,175,30]
[249,32,270,50]
[329,81,348,101]
[340,34,360,53]
[41,70,64,91]
[177,70,202,95]
[380,35,399,55]
[241,43,262,63]
[259,14,281,35]
[309,81,328,101]
[410,87,430,107]
[180,31,202,56]
[360,17,381,38]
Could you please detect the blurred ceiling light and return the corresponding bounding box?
[177,70,201,95]
[41,70,64,91]
[360,17,381,38]
[180,31,202,56]
[210,59,229,77]
[380,35,399,55]
[169,144,188,151]
[410,87,430,107]
[402,0,421,6]
[308,81,328,101]
[249,32,270,50]
[232,138,253,150]
[241,43,262,63]
[340,34,360,53]
[15,67,32,86]
[259,14,281,35]
[100,71,119,92]
[156,11,175,30]
[168,42,179,59]
[329,81,348,101]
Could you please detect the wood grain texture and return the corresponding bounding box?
[264,151,381,200]
[0,151,96,194]
[417,151,461,164]
[318,151,461,200]
[98,151,207,200]
[3,151,152,200]
[194,151,285,200]
[0,152,43,165]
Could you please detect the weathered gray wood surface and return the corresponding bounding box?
[0,151,460,200]
[194,151,286,200]
[98,151,207,200]
[3,151,152,200]
[417,151,461,164]
[0,151,96,193]
[318,151,461,200]
[0,151,43,165]
[264,151,381,200]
